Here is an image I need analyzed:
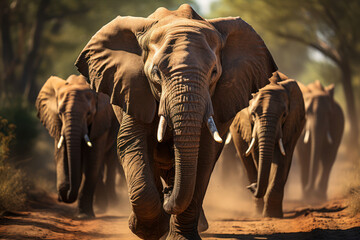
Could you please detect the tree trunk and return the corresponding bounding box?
[339,60,359,149]
[20,0,48,102]
[0,2,15,95]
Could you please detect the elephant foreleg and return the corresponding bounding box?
[119,112,169,239]
[263,152,288,218]
[316,148,337,201]
[166,130,220,240]
[78,137,107,219]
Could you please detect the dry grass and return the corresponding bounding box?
[346,148,360,216]
[0,162,27,212]
[0,117,28,213]
[348,186,360,215]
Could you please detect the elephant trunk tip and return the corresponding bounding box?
[163,196,186,215]
[65,190,78,203]
[162,185,192,215]
[58,184,78,203]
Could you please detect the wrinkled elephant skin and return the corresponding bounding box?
[295,80,344,203]
[36,75,120,219]
[230,72,305,218]
[75,4,277,239]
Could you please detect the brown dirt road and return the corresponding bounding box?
[1,148,359,239]
[1,191,359,240]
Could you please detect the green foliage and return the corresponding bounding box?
[0,116,27,212]
[0,117,15,161]
[0,95,39,159]
[207,0,309,79]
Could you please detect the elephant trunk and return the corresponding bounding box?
[163,82,206,215]
[61,114,83,203]
[254,117,277,198]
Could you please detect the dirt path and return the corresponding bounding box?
[1,191,359,240]
[1,147,359,239]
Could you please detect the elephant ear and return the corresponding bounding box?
[75,16,157,123]
[90,92,115,139]
[325,84,335,99]
[231,107,253,143]
[66,74,88,85]
[280,79,306,144]
[269,71,289,84]
[209,17,277,124]
[36,76,66,138]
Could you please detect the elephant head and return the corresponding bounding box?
[299,80,341,195]
[75,4,277,217]
[236,73,305,198]
[36,75,113,203]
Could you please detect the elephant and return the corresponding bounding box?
[36,74,120,219]
[229,72,305,218]
[75,4,277,239]
[295,80,344,203]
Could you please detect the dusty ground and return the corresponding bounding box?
[0,192,359,240]
[1,147,359,239]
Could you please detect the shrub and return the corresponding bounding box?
[0,95,39,160]
[347,153,360,216]
[0,117,27,213]
[348,187,360,215]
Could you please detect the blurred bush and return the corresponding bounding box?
[348,158,360,215]
[0,95,39,161]
[0,116,28,212]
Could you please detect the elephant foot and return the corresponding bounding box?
[198,209,208,233]
[263,208,283,218]
[76,211,95,219]
[253,197,264,216]
[129,211,169,240]
[78,202,95,219]
[263,200,283,218]
[166,230,201,240]
[167,215,201,240]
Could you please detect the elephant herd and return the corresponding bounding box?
[35,5,344,240]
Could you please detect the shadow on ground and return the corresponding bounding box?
[202,227,360,240]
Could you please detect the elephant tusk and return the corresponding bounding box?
[225,132,232,145]
[57,135,64,149]
[157,115,167,143]
[327,131,333,144]
[279,138,286,156]
[245,137,256,156]
[246,182,257,194]
[304,129,310,144]
[207,116,223,143]
[84,134,93,147]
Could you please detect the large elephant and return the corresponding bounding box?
[295,80,344,202]
[75,5,277,239]
[229,72,305,217]
[36,74,120,219]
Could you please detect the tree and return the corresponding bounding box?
[0,0,194,102]
[211,0,360,147]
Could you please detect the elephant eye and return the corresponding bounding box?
[282,112,288,123]
[251,112,256,121]
[152,65,162,82]
[211,67,217,78]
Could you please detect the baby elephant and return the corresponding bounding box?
[230,72,305,217]
[36,74,119,219]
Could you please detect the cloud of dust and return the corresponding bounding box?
[203,144,255,220]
